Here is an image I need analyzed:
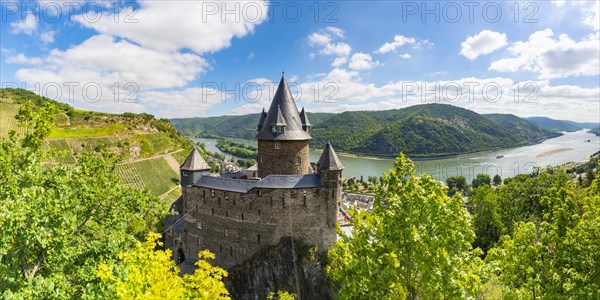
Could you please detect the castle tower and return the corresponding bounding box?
[256,74,311,178]
[317,142,344,246]
[180,147,210,186]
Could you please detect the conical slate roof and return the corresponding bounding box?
[299,107,311,127]
[180,147,210,171]
[317,143,344,171]
[256,74,311,141]
[271,105,287,126]
[257,108,267,129]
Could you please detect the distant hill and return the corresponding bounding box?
[526,117,599,132]
[171,104,560,158]
[0,88,194,197]
[171,112,332,139]
[590,127,600,136]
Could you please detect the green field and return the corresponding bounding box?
[114,156,179,196]
[0,103,21,117]
[49,123,126,138]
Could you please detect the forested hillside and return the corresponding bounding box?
[171,104,559,158]
[526,116,599,132]
[0,88,193,198]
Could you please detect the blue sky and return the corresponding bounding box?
[1,0,599,122]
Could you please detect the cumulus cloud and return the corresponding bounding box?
[376,35,416,54]
[348,53,379,71]
[10,11,37,35]
[460,30,507,60]
[6,53,43,65]
[40,30,56,44]
[307,27,352,60]
[331,57,347,67]
[399,53,411,59]
[489,29,599,79]
[74,0,268,54]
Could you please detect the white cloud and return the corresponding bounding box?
[15,35,208,113]
[40,30,56,44]
[399,53,411,59]
[307,27,352,59]
[460,30,507,60]
[376,35,416,54]
[489,29,599,79]
[583,0,599,30]
[348,53,379,71]
[74,0,268,54]
[10,11,37,35]
[331,57,347,67]
[6,53,43,65]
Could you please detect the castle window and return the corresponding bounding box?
[211,208,214,215]
[257,190,262,196]
[296,157,301,166]
[211,190,215,197]
[257,234,261,242]
[241,213,244,220]
[281,197,285,208]
[233,198,236,206]
[303,195,307,207]
[291,190,297,198]
[270,196,273,207]
[225,210,228,217]
[259,156,263,164]
[225,228,229,237]
[316,189,320,196]
[230,246,233,256]
[275,141,281,149]
[225,193,229,200]
[219,244,222,253]
[272,125,285,133]
[198,237,202,245]
[203,190,206,197]
[197,222,202,229]
[218,198,221,207]
[258,209,261,215]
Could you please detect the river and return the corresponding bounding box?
[192,130,599,182]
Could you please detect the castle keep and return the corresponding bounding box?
[165,74,344,269]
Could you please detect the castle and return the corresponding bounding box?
[164,74,344,269]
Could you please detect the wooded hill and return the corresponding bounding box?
[525,116,599,132]
[171,104,560,158]
[0,88,193,198]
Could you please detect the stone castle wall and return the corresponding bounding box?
[257,140,310,177]
[178,183,339,268]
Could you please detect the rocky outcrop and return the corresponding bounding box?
[225,237,337,300]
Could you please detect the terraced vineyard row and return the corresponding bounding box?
[0,117,25,137]
[114,163,147,191]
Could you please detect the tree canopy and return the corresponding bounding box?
[328,153,483,299]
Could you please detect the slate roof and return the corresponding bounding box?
[180,147,210,171]
[256,74,312,141]
[317,143,344,171]
[257,108,267,129]
[192,174,320,192]
[299,107,311,127]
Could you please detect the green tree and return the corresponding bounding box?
[487,176,600,299]
[0,103,167,298]
[493,174,502,186]
[469,185,503,253]
[472,174,491,189]
[446,175,467,196]
[328,153,483,299]
[98,233,229,299]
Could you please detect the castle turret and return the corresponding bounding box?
[180,147,210,186]
[317,142,344,187]
[256,73,311,177]
[257,108,267,131]
[299,107,311,132]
